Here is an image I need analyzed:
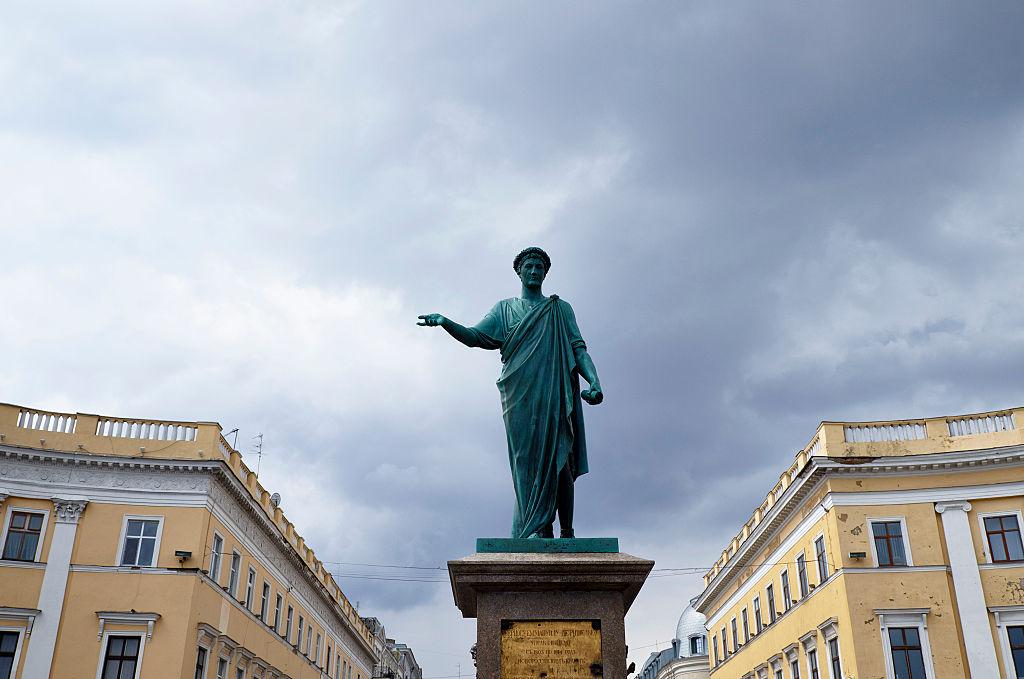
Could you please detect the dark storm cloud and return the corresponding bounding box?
[3,0,1024,671]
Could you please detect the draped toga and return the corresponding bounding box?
[467,295,589,539]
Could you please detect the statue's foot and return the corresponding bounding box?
[559,528,575,539]
[534,524,554,539]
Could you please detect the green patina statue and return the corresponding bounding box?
[418,247,603,539]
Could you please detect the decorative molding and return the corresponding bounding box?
[0,607,40,633]
[843,565,948,574]
[96,611,160,641]
[817,617,838,640]
[798,630,816,650]
[0,559,45,570]
[52,498,87,524]
[0,445,375,669]
[935,500,972,514]
[700,445,1024,612]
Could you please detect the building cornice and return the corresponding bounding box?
[0,444,376,662]
[696,444,1024,614]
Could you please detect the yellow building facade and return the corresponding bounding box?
[696,406,1024,679]
[0,402,377,679]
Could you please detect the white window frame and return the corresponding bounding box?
[813,533,829,584]
[228,551,241,597]
[94,632,146,679]
[117,515,164,568]
[194,646,209,679]
[315,632,322,665]
[274,594,283,633]
[875,609,935,679]
[0,626,27,679]
[210,533,224,583]
[819,619,841,679]
[216,657,228,679]
[753,595,763,633]
[991,606,1024,679]
[796,550,809,598]
[260,581,270,622]
[783,643,799,679]
[978,509,1024,564]
[781,569,792,610]
[799,629,817,679]
[867,517,914,568]
[245,566,257,609]
[0,506,49,563]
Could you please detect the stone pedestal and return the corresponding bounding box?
[448,543,653,679]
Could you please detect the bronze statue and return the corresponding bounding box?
[419,247,603,539]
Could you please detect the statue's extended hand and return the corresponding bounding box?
[581,386,603,405]
[417,313,446,327]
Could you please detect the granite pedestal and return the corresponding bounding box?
[448,541,653,679]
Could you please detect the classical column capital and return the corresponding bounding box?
[51,498,88,524]
[935,500,973,514]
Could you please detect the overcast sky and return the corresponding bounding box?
[3,1,1024,674]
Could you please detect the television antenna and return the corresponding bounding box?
[252,433,264,477]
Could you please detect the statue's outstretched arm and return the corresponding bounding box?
[574,347,604,405]
[417,314,481,348]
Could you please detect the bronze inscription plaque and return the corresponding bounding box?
[500,620,602,679]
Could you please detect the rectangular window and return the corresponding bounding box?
[101,636,141,679]
[2,511,45,562]
[336,654,342,679]
[210,534,224,582]
[316,633,322,664]
[888,627,927,679]
[216,658,228,679]
[228,552,241,597]
[781,571,792,610]
[872,520,908,567]
[827,638,841,679]
[285,606,294,642]
[774,670,783,679]
[753,596,763,633]
[1,631,20,679]
[807,649,819,679]
[741,608,749,642]
[245,567,256,608]
[1008,625,1024,678]
[236,668,244,679]
[766,584,776,623]
[298,615,305,649]
[986,515,1024,562]
[690,635,704,655]
[815,536,828,583]
[327,645,332,674]
[274,595,283,633]
[791,658,800,679]
[720,628,727,657]
[730,617,738,650]
[712,635,719,663]
[194,647,207,679]
[306,626,312,655]
[120,518,161,567]
[260,581,270,622]
[797,554,809,597]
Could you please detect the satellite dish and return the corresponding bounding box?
[270,493,281,508]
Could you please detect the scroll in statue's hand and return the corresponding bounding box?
[581,387,604,405]
[417,313,446,327]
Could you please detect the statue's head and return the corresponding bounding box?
[513,247,550,288]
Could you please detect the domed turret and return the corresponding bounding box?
[674,601,707,658]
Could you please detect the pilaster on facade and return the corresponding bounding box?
[21,497,89,678]
[934,500,1000,678]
